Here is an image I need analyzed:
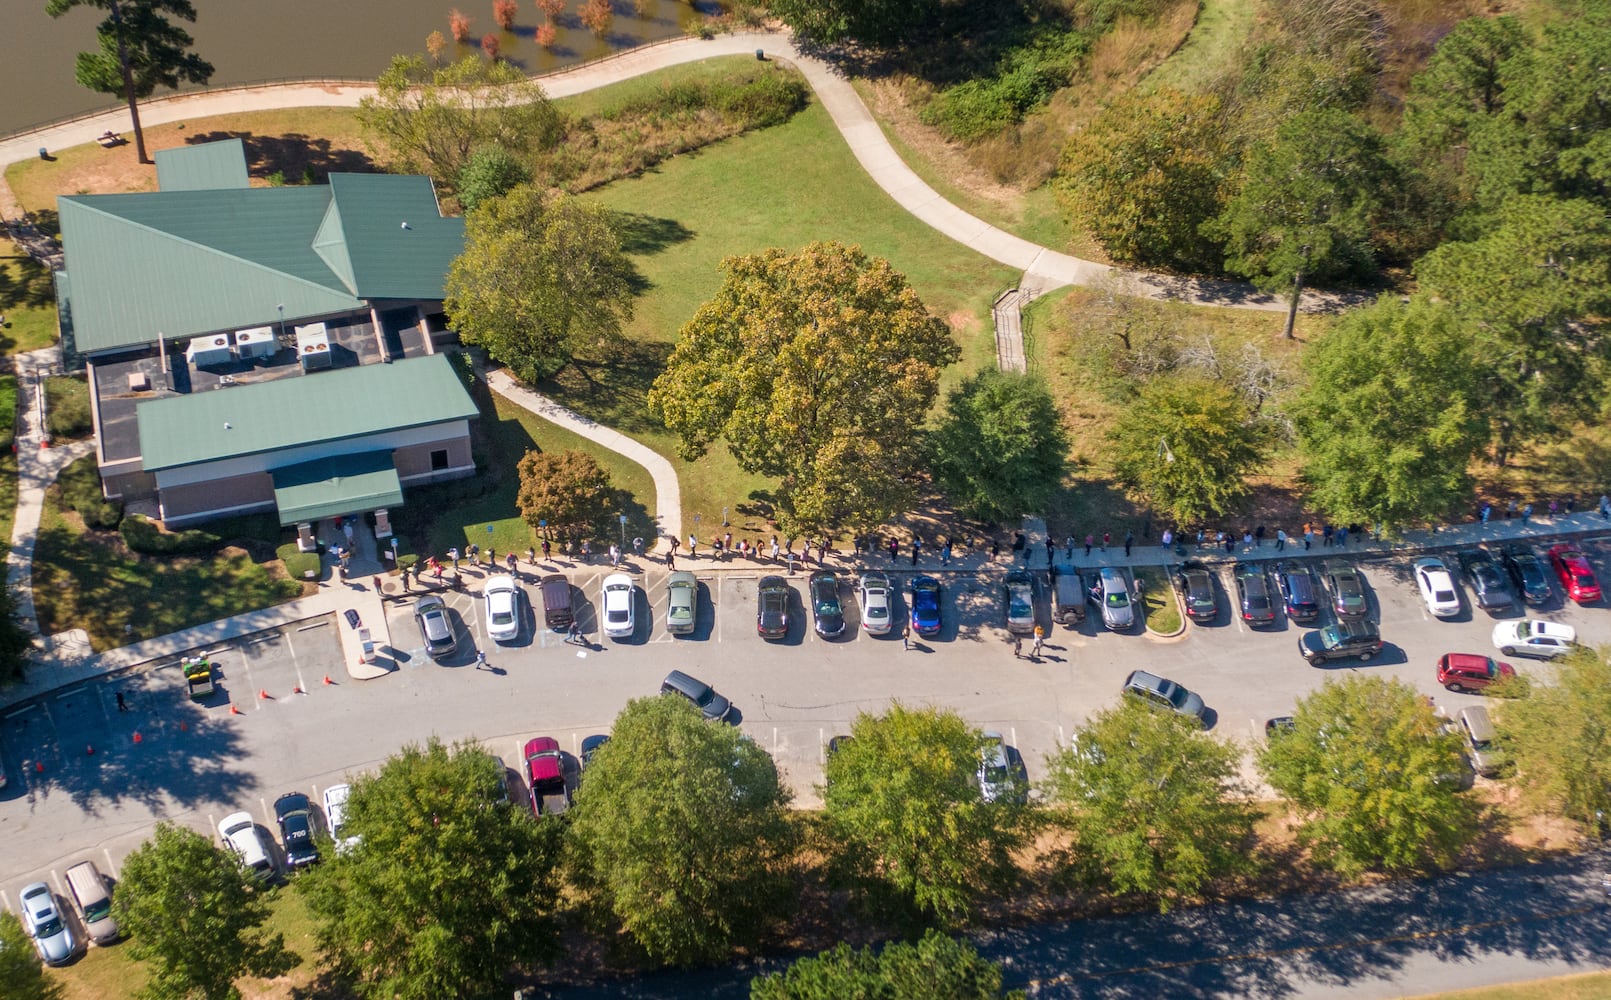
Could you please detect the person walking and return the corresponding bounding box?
[1102,532,1110,552]
[911,536,922,565]
[1084,534,1094,557]
[1065,535,1075,558]
[507,552,518,574]
[488,547,497,567]
[1480,503,1491,525]
[1276,528,1287,551]
[633,536,644,557]
[902,624,911,651]
[666,550,676,569]
[1032,624,1045,659]
[372,575,384,595]
[609,543,620,568]
[115,692,128,712]
[1123,531,1134,557]
[475,649,487,670]
[526,547,536,566]
[567,621,582,645]
[400,565,411,590]
[688,535,698,558]
[468,542,479,564]
[1522,503,1533,526]
[448,547,459,569]
[1012,635,1022,659]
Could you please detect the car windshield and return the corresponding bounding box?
[983,763,1009,784]
[914,589,938,611]
[1106,590,1129,608]
[1319,626,1343,647]
[36,914,63,937]
[1480,658,1497,677]
[1009,587,1031,616]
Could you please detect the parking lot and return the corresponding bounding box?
[7,535,1611,911]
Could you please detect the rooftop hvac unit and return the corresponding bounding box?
[295,322,332,371]
[185,333,234,367]
[234,326,276,359]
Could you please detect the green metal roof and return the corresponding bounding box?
[154,139,250,192]
[271,451,403,525]
[136,353,478,471]
[57,149,465,356]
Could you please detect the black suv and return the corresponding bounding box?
[1174,561,1218,623]
[1234,565,1277,627]
[273,793,320,869]
[1501,545,1551,606]
[757,576,790,639]
[1297,621,1383,665]
[1274,562,1321,623]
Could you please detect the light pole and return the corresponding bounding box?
[1157,438,1176,464]
[276,303,285,338]
[722,506,729,528]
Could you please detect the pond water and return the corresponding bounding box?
[1,0,724,137]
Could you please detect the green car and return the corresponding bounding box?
[665,571,698,635]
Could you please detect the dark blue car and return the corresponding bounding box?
[910,576,941,636]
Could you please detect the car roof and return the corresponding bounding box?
[524,736,560,756]
[485,574,518,592]
[1443,652,1494,669]
[416,595,445,610]
[275,792,310,813]
[667,571,697,587]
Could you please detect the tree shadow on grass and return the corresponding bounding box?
[610,210,694,257]
[0,251,55,311]
[543,338,673,437]
[184,131,378,182]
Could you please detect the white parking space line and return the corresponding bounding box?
[54,687,83,701]
[206,813,218,844]
[0,889,11,915]
[818,728,825,764]
[49,869,64,897]
[259,797,273,829]
[103,849,119,879]
[284,630,308,697]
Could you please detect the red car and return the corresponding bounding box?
[1547,544,1601,604]
[1436,653,1516,694]
[523,737,570,816]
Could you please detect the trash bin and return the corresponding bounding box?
[755,48,765,60]
[38,147,48,160]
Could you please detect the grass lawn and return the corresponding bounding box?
[32,456,304,650]
[0,237,58,354]
[1405,971,1611,1000]
[573,96,1018,536]
[1131,565,1181,633]
[1142,0,1255,94]
[0,375,17,550]
[6,107,380,216]
[46,883,322,1000]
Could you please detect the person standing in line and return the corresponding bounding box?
[666,550,676,569]
[1480,504,1491,525]
[1012,635,1022,659]
[1322,524,1334,547]
[889,538,899,562]
[633,536,644,557]
[1506,500,1517,520]
[1337,525,1348,546]
[771,536,780,561]
[488,547,497,566]
[542,539,552,561]
[1601,494,1610,520]
[1032,624,1045,659]
[526,547,536,566]
[1085,534,1094,557]
[1124,532,1134,557]
[116,692,128,712]
[1523,503,1533,525]
[1044,538,1054,565]
[448,547,459,569]
[1275,528,1287,551]
[688,535,697,558]
[902,624,911,651]
[724,531,732,553]
[911,536,922,565]
[942,538,953,565]
[991,538,1001,559]
[1065,535,1075,558]
[1161,528,1173,550]
[1255,525,1266,547]
[1242,530,1253,549]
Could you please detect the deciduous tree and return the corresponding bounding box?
[767,0,944,44]
[1257,675,1476,877]
[1414,195,1611,465]
[566,696,795,966]
[1108,375,1265,527]
[1057,88,1226,272]
[515,448,616,540]
[0,910,64,1000]
[750,929,1024,1000]
[648,242,959,536]
[45,0,215,165]
[822,704,1024,926]
[456,144,533,212]
[929,369,1068,522]
[1293,295,1486,529]
[1207,107,1392,337]
[1398,15,1526,169]
[445,186,634,383]
[1042,699,1258,909]
[114,823,294,1000]
[298,739,564,1000]
[1495,649,1611,826]
[0,584,33,683]
[357,54,559,181]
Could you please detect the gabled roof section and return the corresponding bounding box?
[312,200,357,295]
[326,174,465,299]
[58,188,363,355]
[155,139,250,191]
[136,353,477,471]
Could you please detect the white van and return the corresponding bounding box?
[65,860,119,944]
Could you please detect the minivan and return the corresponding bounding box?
[1458,706,1503,777]
[660,669,733,723]
[540,574,574,631]
[65,860,119,944]
[1050,565,1085,625]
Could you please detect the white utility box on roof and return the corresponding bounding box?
[234,326,276,359]
[185,333,234,367]
[295,322,331,370]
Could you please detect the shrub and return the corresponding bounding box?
[457,145,532,211]
[449,7,473,41]
[44,373,91,438]
[493,0,517,29]
[920,27,1086,142]
[481,32,501,60]
[57,454,122,530]
[0,375,17,450]
[120,514,221,556]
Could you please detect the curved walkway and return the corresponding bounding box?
[0,31,1342,314]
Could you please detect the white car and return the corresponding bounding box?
[483,575,522,643]
[601,573,636,639]
[858,572,892,635]
[218,811,274,880]
[323,783,361,855]
[1492,619,1577,660]
[19,881,74,966]
[1414,558,1461,618]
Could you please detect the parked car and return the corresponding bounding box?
[524,737,570,816]
[1091,567,1134,631]
[665,571,698,635]
[274,792,320,869]
[323,783,360,854]
[1274,562,1321,623]
[1502,545,1552,606]
[1323,564,1370,621]
[825,734,853,789]
[757,576,790,639]
[1456,550,1513,612]
[601,573,636,639]
[1297,621,1383,665]
[64,861,118,945]
[580,734,611,771]
[1492,619,1577,659]
[1264,716,1296,740]
[1547,543,1602,604]
[218,811,275,881]
[1050,564,1086,625]
[660,669,733,723]
[19,882,74,966]
[977,731,1014,803]
[1436,652,1517,694]
[414,594,458,659]
[810,571,846,637]
[1173,560,1217,623]
[910,576,942,636]
[1234,564,1276,627]
[1458,706,1504,778]
[483,575,522,643]
[1122,669,1207,725]
[539,574,574,631]
[858,572,893,635]
[1004,571,1036,635]
[1414,558,1462,618]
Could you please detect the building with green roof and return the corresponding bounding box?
[58,140,478,529]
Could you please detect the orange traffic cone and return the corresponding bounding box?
[258,688,271,700]
[229,702,242,715]
[293,683,304,695]
[322,675,335,686]
[132,731,143,744]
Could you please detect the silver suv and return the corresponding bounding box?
[1092,567,1134,632]
[1122,669,1206,725]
